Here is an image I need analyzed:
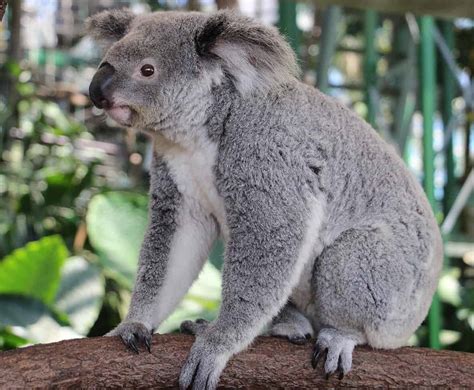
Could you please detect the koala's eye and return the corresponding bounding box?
[140,64,155,77]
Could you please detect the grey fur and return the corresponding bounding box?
[85,8,135,48]
[180,318,210,336]
[268,301,314,344]
[88,9,443,389]
[107,155,181,333]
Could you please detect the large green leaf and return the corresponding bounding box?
[158,262,222,333]
[0,236,68,304]
[0,295,51,327]
[0,295,81,345]
[55,256,105,335]
[0,295,82,343]
[86,192,148,287]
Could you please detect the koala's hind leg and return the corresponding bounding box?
[311,226,434,378]
[268,301,314,345]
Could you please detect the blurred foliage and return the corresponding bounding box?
[0,62,101,257]
[87,192,148,288]
[0,235,67,303]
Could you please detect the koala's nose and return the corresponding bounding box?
[89,62,116,109]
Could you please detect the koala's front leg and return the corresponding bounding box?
[179,185,322,389]
[107,159,217,353]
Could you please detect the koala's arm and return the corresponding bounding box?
[109,156,218,339]
[179,167,320,389]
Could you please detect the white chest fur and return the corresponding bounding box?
[155,136,228,240]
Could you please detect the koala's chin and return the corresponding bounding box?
[105,106,133,127]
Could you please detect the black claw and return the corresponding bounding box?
[325,373,330,380]
[144,337,151,353]
[336,355,344,380]
[311,345,327,369]
[196,318,207,324]
[311,345,321,369]
[305,333,312,339]
[190,361,201,389]
[124,336,139,354]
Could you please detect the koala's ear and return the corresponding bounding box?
[85,9,135,48]
[195,11,300,95]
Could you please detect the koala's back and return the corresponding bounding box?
[225,81,440,249]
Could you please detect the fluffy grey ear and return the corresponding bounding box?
[85,9,135,48]
[195,11,300,95]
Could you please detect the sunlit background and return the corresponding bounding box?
[0,0,472,352]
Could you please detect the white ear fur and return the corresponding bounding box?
[196,11,300,95]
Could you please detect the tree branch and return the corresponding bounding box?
[0,334,473,388]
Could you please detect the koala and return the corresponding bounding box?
[87,9,443,389]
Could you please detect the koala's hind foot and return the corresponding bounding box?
[312,328,361,380]
[269,302,314,345]
[180,318,209,336]
[106,321,152,354]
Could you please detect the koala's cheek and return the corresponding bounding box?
[106,106,133,126]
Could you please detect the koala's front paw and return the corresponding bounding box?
[179,338,229,390]
[106,321,152,354]
[180,318,209,336]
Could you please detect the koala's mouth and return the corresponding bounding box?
[105,105,134,127]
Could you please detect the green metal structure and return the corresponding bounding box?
[278,0,299,54]
[419,16,441,350]
[316,6,341,94]
[441,21,457,215]
[363,9,378,128]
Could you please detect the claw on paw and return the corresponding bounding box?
[311,328,356,380]
[311,344,327,369]
[108,322,152,354]
[179,340,227,390]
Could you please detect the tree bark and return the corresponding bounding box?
[0,0,7,21]
[0,334,473,388]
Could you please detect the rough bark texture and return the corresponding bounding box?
[0,0,7,22]
[0,334,473,388]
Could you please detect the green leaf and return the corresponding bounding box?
[86,192,148,288]
[55,257,105,335]
[0,295,81,345]
[0,295,51,328]
[158,262,222,334]
[0,328,29,350]
[0,236,68,304]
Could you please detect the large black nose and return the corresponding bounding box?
[89,62,115,109]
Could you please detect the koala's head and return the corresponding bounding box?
[86,10,298,131]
